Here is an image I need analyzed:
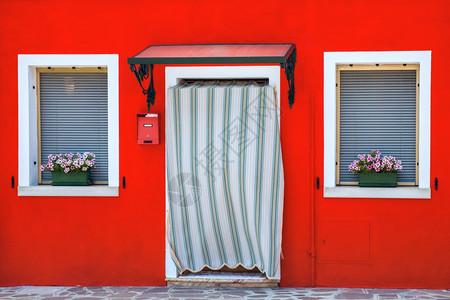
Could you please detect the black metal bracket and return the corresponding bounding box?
[435,177,438,191]
[122,176,126,189]
[129,64,155,112]
[316,177,320,190]
[280,48,296,108]
[11,176,15,189]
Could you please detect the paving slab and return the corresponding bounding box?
[0,286,449,299]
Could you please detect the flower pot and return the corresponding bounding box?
[51,171,92,186]
[358,173,397,187]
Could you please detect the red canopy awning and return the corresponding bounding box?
[127,43,295,65]
[127,43,296,109]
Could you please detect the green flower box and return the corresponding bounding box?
[358,173,397,187]
[51,171,92,186]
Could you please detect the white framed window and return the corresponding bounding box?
[18,55,119,197]
[337,64,418,185]
[323,51,431,199]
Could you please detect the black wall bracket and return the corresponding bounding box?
[129,64,155,112]
[280,48,297,108]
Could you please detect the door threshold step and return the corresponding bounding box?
[166,271,279,287]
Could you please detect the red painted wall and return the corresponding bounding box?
[0,0,449,288]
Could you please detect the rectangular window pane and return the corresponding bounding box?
[339,69,417,184]
[40,72,108,182]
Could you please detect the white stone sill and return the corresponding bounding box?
[18,186,119,197]
[324,186,431,199]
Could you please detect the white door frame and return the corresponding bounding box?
[165,66,281,279]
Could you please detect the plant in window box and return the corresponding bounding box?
[40,152,96,186]
[348,150,402,187]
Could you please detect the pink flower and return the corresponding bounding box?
[351,150,402,175]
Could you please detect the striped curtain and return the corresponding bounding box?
[166,81,284,279]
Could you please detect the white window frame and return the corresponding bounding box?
[18,54,119,197]
[323,51,431,199]
[165,66,281,279]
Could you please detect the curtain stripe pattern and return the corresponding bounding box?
[166,81,284,279]
[40,72,108,182]
[339,70,417,183]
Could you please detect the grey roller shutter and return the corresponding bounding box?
[339,70,417,184]
[40,72,108,182]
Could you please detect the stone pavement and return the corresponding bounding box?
[0,286,449,300]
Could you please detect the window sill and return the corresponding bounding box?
[323,186,431,199]
[18,186,119,197]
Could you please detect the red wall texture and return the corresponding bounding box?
[1,0,449,288]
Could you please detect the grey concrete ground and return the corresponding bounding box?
[0,286,449,300]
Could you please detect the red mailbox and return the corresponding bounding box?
[137,113,159,144]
